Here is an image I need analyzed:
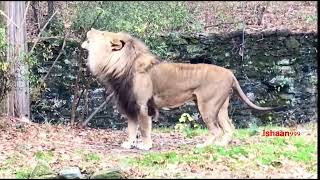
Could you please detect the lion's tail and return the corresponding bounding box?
[232,75,283,111]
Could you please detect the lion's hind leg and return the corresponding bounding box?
[195,94,228,148]
[215,96,235,146]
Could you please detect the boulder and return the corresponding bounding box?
[90,168,126,179]
[29,160,55,179]
[58,167,82,179]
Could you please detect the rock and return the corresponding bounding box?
[58,167,82,179]
[285,37,300,50]
[268,76,294,88]
[166,51,181,59]
[29,160,55,178]
[276,59,291,66]
[186,45,203,54]
[90,168,125,179]
[246,92,256,101]
[278,66,296,75]
[279,94,295,100]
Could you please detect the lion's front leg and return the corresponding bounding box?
[136,105,153,151]
[121,118,138,149]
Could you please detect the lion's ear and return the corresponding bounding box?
[91,28,97,31]
[111,38,124,51]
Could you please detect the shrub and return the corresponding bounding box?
[72,1,202,57]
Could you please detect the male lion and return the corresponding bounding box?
[81,28,281,150]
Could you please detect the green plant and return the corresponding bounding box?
[72,1,202,58]
[15,167,33,179]
[175,113,203,138]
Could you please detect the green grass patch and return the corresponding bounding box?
[0,155,22,177]
[154,127,208,138]
[35,150,54,162]
[73,149,101,162]
[84,152,101,162]
[4,155,19,165]
[247,136,316,168]
[15,167,33,179]
[128,124,317,176]
[182,127,208,138]
[134,151,179,166]
[127,145,250,168]
[126,150,209,168]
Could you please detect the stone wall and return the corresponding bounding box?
[30,31,318,129]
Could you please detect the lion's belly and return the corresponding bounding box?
[153,91,195,109]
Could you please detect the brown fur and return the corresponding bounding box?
[81,28,279,150]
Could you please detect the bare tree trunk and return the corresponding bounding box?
[47,1,54,18]
[31,1,40,32]
[47,1,54,29]
[5,1,30,118]
[0,1,5,113]
[70,66,82,125]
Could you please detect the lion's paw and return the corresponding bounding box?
[196,136,217,148]
[136,142,152,151]
[212,140,229,146]
[121,141,136,149]
[213,134,232,146]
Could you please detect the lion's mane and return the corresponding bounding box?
[92,33,159,120]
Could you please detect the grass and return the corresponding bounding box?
[127,123,317,177]
[84,152,101,162]
[75,149,101,162]
[183,127,208,138]
[5,151,57,179]
[15,168,33,179]
[0,154,35,179]
[155,126,209,138]
[35,150,54,162]
[0,156,17,178]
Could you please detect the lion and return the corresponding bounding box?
[81,28,281,150]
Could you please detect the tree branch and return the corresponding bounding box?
[28,36,81,43]
[0,10,20,29]
[38,34,67,88]
[29,10,57,55]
